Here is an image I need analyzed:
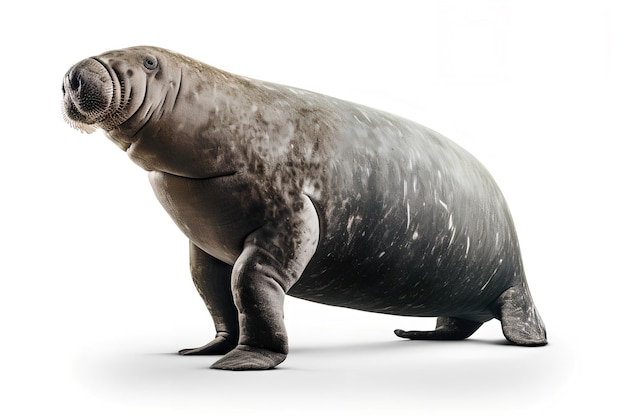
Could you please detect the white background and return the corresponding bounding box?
[1,1,624,415]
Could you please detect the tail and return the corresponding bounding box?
[493,283,547,346]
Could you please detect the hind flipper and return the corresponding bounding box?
[395,317,483,340]
[495,286,547,346]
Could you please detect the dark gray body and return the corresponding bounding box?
[62,46,546,370]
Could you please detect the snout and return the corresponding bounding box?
[62,58,114,128]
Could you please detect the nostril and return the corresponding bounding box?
[69,72,81,91]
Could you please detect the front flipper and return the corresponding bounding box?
[178,243,239,356]
[212,194,320,371]
[395,317,483,340]
[178,332,237,355]
[211,346,287,371]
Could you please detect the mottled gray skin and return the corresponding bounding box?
[62,46,547,371]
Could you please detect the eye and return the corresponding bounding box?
[143,56,158,70]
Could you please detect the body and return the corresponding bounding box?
[62,46,546,370]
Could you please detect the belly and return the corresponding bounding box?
[285,124,521,319]
[148,171,266,264]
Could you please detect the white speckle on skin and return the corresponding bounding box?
[465,236,471,257]
[448,223,456,247]
[406,202,411,231]
[378,251,386,258]
[480,259,504,291]
[412,229,419,240]
[439,199,449,212]
[359,109,372,123]
[403,180,408,200]
[302,179,321,199]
